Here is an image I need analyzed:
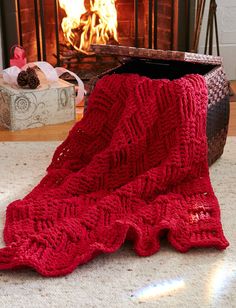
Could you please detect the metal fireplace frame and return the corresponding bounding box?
[0,0,195,69]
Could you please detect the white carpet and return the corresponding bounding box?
[0,138,235,308]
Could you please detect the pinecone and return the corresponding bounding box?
[26,67,37,77]
[28,74,40,89]
[17,70,28,87]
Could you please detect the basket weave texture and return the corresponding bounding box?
[85,45,230,165]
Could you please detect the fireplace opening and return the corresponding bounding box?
[0,1,194,80]
[59,0,119,54]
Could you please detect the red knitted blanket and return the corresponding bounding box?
[0,74,229,276]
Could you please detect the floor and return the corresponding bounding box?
[230,81,236,136]
[0,138,235,308]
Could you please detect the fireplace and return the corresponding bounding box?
[0,0,194,78]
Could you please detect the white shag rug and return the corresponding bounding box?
[0,138,235,308]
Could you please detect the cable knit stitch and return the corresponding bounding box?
[0,73,229,276]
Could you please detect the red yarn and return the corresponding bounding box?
[0,74,229,276]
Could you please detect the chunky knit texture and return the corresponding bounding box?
[0,74,229,276]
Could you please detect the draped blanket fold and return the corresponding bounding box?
[0,74,229,276]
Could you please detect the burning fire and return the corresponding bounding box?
[59,0,118,54]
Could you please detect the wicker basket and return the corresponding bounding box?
[85,45,230,165]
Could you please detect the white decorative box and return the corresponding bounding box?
[0,77,76,130]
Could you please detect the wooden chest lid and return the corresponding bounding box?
[91,44,222,66]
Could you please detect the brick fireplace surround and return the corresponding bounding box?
[0,1,193,71]
[15,0,176,64]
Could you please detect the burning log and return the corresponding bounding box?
[59,0,118,54]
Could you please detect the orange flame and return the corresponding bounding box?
[59,0,118,54]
